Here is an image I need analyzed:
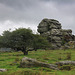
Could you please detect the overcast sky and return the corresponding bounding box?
[0,0,75,35]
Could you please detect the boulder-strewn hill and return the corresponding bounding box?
[37,18,75,49]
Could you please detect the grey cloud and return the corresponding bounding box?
[42,0,75,4]
[0,0,75,34]
[0,0,42,22]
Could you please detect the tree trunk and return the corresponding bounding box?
[24,50,28,55]
[35,49,37,51]
[34,48,37,51]
[22,47,28,55]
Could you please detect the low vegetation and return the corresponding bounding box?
[0,49,75,75]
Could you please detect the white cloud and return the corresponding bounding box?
[0,20,37,34]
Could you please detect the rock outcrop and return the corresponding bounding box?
[37,18,75,49]
[20,57,59,70]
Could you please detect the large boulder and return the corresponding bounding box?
[20,57,59,70]
[37,19,49,33]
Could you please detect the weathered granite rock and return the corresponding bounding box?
[52,36,61,41]
[56,61,75,70]
[37,27,48,33]
[64,41,75,49]
[51,29,62,35]
[41,31,51,37]
[56,61,75,66]
[37,18,75,49]
[20,57,59,70]
[37,19,49,33]
[0,69,7,72]
[61,29,72,34]
[49,24,61,29]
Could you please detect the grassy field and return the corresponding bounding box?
[0,49,75,75]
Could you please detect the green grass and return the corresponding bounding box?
[0,49,75,75]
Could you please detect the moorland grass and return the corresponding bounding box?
[0,49,75,75]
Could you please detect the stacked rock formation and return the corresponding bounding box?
[37,18,74,49]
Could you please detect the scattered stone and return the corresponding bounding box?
[20,57,59,70]
[0,69,7,72]
[56,61,75,66]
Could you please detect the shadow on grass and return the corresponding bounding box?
[0,59,5,61]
